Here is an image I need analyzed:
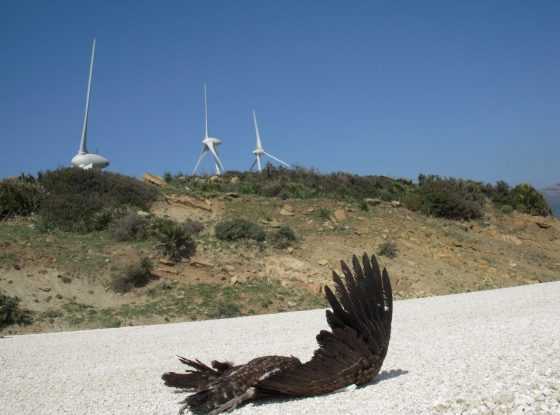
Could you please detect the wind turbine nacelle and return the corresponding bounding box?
[203,137,222,146]
[71,153,110,170]
[252,148,264,155]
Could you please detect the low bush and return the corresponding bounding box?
[182,219,205,235]
[377,241,398,259]
[412,175,484,220]
[37,168,160,232]
[316,207,332,221]
[271,225,297,248]
[215,219,266,242]
[0,292,33,329]
[111,258,154,293]
[110,212,149,241]
[0,178,43,219]
[500,204,514,214]
[154,219,197,262]
[510,184,551,216]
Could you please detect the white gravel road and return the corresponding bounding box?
[1,282,560,415]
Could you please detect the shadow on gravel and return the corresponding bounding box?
[250,368,410,410]
[370,368,409,385]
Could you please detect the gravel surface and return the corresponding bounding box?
[1,281,559,415]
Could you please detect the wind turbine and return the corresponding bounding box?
[71,39,110,170]
[192,84,225,176]
[250,110,290,172]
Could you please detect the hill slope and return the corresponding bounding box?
[1,183,559,335]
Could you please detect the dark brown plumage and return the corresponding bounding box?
[162,253,392,414]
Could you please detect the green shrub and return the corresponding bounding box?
[377,241,398,259]
[36,168,159,232]
[0,178,43,219]
[154,219,196,262]
[182,219,205,235]
[510,184,551,216]
[215,219,266,242]
[413,175,484,220]
[111,258,154,293]
[163,172,173,183]
[500,204,514,214]
[316,207,332,221]
[0,292,33,329]
[110,212,149,241]
[271,225,297,248]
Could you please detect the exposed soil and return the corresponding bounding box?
[1,193,559,335]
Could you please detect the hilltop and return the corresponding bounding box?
[1,168,558,334]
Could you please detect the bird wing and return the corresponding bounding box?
[257,253,392,396]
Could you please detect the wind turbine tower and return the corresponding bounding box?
[192,84,225,176]
[71,39,110,170]
[250,110,291,172]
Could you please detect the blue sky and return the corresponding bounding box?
[1,1,559,187]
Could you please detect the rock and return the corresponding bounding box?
[260,219,282,228]
[280,205,295,216]
[224,192,240,199]
[334,208,347,221]
[391,200,401,208]
[143,173,167,187]
[287,301,297,307]
[159,258,175,266]
[209,175,220,182]
[39,287,51,292]
[224,265,235,273]
[230,276,239,284]
[364,198,382,206]
[286,247,294,254]
[137,210,150,217]
[191,259,212,268]
[318,259,328,266]
[166,194,212,212]
[230,176,240,184]
[536,221,552,229]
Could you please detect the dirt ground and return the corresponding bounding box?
[1,193,559,335]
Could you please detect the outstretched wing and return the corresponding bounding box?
[257,253,392,396]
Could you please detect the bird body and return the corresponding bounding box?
[163,253,393,414]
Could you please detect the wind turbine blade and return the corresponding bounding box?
[192,147,208,175]
[256,154,262,172]
[252,110,263,150]
[79,38,96,154]
[207,143,225,175]
[263,151,291,168]
[203,83,208,138]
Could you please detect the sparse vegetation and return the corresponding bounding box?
[215,218,266,242]
[154,219,197,262]
[182,219,205,235]
[36,168,159,233]
[377,241,398,259]
[0,177,43,219]
[510,184,551,216]
[270,225,297,248]
[111,258,154,293]
[409,175,484,220]
[1,291,33,329]
[110,212,149,241]
[316,207,333,221]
